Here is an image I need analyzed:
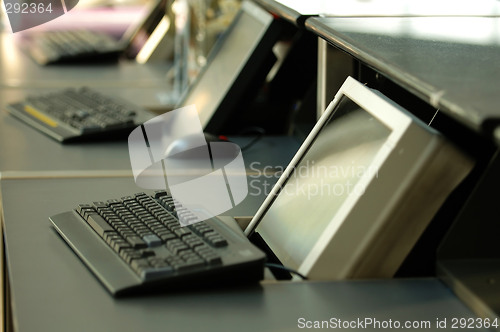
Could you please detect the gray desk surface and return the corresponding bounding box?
[306,16,500,136]
[256,0,500,26]
[0,176,486,332]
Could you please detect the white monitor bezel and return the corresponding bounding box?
[244,76,448,279]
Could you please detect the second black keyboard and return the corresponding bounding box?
[26,29,124,65]
[6,87,155,142]
[50,191,266,296]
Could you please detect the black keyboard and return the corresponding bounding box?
[50,191,265,296]
[6,87,155,142]
[26,29,124,65]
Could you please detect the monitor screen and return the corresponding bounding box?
[255,96,391,270]
[176,1,277,131]
[246,76,473,280]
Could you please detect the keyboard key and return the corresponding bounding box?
[131,259,150,273]
[167,242,190,255]
[174,228,192,238]
[207,236,228,248]
[77,203,94,215]
[159,233,176,242]
[139,249,156,258]
[122,251,142,264]
[143,234,162,247]
[154,190,168,198]
[141,266,174,280]
[112,240,131,253]
[126,236,147,249]
[87,214,114,237]
[203,254,222,265]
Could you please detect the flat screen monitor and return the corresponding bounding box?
[122,0,168,59]
[176,0,282,133]
[245,76,474,280]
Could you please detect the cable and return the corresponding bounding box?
[265,263,308,280]
[238,126,266,151]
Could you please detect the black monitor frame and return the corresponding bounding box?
[175,1,285,134]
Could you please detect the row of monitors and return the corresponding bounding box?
[153,1,474,279]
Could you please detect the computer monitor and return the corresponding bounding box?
[175,0,283,133]
[121,0,168,59]
[245,76,473,280]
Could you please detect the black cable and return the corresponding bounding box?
[265,263,308,280]
[238,127,266,151]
